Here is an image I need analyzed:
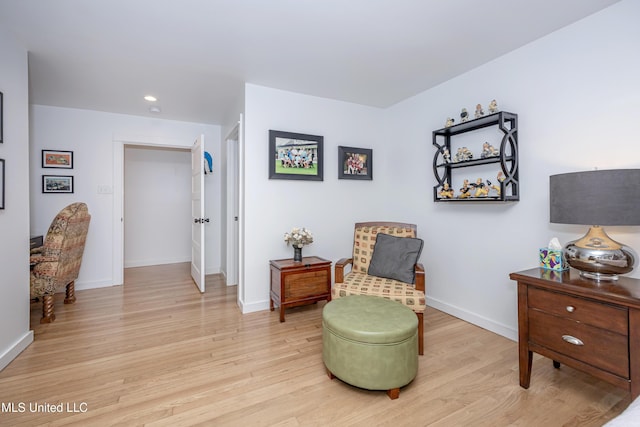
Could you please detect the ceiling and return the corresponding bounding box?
[0,0,620,125]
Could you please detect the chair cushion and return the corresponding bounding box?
[368,233,423,284]
[352,224,416,274]
[332,272,426,313]
[323,295,417,343]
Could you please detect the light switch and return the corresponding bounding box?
[97,185,113,194]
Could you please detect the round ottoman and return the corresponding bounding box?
[322,295,418,399]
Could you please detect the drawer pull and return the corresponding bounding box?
[562,335,584,346]
[566,306,575,313]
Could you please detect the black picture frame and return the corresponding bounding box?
[269,130,323,181]
[338,146,373,180]
[0,91,3,144]
[0,159,4,209]
[42,149,74,169]
[42,175,74,193]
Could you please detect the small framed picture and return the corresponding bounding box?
[42,175,74,193]
[269,130,323,181]
[0,159,5,209]
[338,146,372,180]
[42,149,74,169]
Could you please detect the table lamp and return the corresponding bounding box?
[549,169,640,281]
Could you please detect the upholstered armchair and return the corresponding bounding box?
[332,222,426,355]
[30,202,91,323]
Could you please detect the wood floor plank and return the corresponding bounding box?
[0,262,631,426]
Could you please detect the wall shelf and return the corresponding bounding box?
[432,111,519,202]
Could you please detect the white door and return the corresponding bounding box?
[191,135,206,292]
[225,129,240,286]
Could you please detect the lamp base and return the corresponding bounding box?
[564,226,636,281]
[578,271,620,281]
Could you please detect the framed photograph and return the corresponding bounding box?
[0,159,4,209]
[0,91,3,144]
[42,149,73,169]
[269,130,323,181]
[42,175,74,193]
[338,146,372,180]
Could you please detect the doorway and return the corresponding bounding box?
[220,117,243,309]
[223,127,240,287]
[123,145,191,268]
[112,138,199,287]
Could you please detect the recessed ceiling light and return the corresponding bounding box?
[149,106,161,114]
[144,95,157,102]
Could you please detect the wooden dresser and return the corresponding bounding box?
[510,268,640,399]
[270,256,332,322]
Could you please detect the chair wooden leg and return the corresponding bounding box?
[387,388,400,400]
[64,281,76,304]
[40,295,56,324]
[417,312,424,355]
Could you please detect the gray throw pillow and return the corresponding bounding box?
[367,233,424,284]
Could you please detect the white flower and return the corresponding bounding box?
[284,227,314,247]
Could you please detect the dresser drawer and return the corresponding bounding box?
[529,309,629,378]
[284,269,329,300]
[528,287,628,334]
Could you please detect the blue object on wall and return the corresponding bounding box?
[204,151,213,174]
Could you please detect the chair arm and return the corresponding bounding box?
[414,262,425,293]
[334,257,353,283]
[30,254,57,264]
[31,260,59,277]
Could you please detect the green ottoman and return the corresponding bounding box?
[322,295,418,399]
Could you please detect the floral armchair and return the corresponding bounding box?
[30,202,91,323]
[332,222,426,355]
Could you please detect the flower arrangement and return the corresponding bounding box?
[284,227,314,248]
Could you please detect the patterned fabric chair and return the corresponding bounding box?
[332,222,426,355]
[30,202,91,323]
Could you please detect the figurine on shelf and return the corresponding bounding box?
[480,142,499,158]
[460,108,469,123]
[497,171,505,183]
[445,117,455,128]
[453,147,463,162]
[453,146,473,163]
[458,179,472,199]
[471,178,489,197]
[475,104,484,118]
[488,99,498,114]
[442,148,451,163]
[488,178,501,196]
[438,182,454,199]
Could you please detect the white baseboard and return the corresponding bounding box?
[74,279,121,292]
[205,265,221,275]
[241,299,270,314]
[124,256,191,268]
[0,331,34,371]
[426,296,518,342]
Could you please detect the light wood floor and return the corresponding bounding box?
[1,263,631,426]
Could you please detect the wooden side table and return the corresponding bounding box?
[510,268,640,399]
[270,256,332,322]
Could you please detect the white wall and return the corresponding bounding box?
[29,105,222,290]
[242,84,389,312]
[124,146,191,268]
[0,29,33,370]
[241,0,640,340]
[386,0,640,339]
